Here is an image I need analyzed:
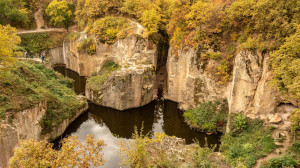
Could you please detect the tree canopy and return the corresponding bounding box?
[0,0,29,26]
[46,0,73,28]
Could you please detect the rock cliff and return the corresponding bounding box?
[0,98,87,168]
[166,47,298,125]
[86,65,156,110]
[166,47,227,110]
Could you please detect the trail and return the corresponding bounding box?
[254,125,291,168]
[17,7,67,35]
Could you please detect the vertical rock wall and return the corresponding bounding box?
[86,65,156,110]
[166,47,227,110]
[166,47,297,125]
[0,98,88,168]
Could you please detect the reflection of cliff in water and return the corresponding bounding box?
[89,102,156,139]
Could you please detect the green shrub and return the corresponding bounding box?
[260,154,299,168]
[183,99,228,133]
[232,113,247,133]
[86,61,119,91]
[289,140,300,156]
[19,32,66,53]
[0,60,85,133]
[77,37,96,55]
[221,117,276,167]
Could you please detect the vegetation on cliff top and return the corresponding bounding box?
[86,61,120,92]
[18,32,67,53]
[184,99,228,133]
[46,0,73,28]
[0,60,86,134]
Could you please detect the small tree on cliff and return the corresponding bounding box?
[9,135,105,168]
[46,0,73,28]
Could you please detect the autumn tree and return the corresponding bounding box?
[270,26,300,102]
[0,25,20,77]
[9,135,105,168]
[46,0,73,28]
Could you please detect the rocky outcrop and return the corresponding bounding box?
[45,20,157,77]
[0,97,88,168]
[166,47,227,110]
[86,65,156,110]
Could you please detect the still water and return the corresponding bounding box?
[53,66,220,168]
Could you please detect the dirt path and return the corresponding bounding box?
[17,28,67,35]
[17,7,67,35]
[34,7,45,29]
[255,127,291,168]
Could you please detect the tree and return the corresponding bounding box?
[46,0,73,28]
[140,9,163,36]
[270,26,300,102]
[0,25,20,77]
[9,135,106,168]
[0,0,29,26]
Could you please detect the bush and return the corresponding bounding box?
[86,61,120,91]
[232,113,247,133]
[289,140,300,156]
[19,32,66,53]
[221,117,276,167]
[93,16,129,44]
[260,154,299,168]
[0,60,86,134]
[183,99,228,133]
[77,37,96,55]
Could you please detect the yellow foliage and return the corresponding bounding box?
[9,135,105,168]
[46,0,73,28]
[0,25,20,77]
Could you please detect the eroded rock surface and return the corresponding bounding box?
[166,47,227,110]
[86,65,156,110]
[0,97,88,168]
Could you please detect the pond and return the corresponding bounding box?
[53,66,221,168]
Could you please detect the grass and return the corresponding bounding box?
[183,99,228,133]
[220,114,276,168]
[18,32,67,53]
[0,60,86,134]
[86,61,120,91]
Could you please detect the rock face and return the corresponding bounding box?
[46,20,157,77]
[166,47,227,110]
[166,47,297,125]
[0,98,88,168]
[0,122,19,168]
[86,65,156,110]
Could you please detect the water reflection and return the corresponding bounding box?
[53,65,221,168]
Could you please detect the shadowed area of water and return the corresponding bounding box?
[53,65,221,168]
